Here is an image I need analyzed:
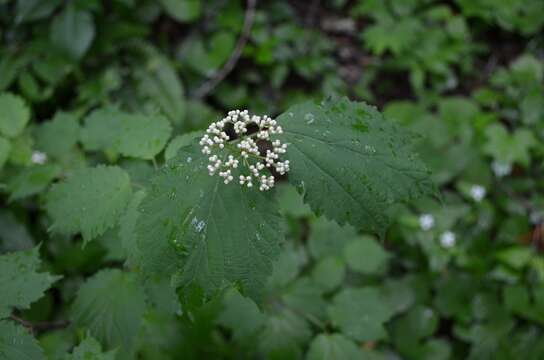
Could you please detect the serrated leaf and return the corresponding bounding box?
[50,5,95,60]
[45,165,132,243]
[306,333,362,360]
[35,112,79,159]
[0,93,30,138]
[277,98,433,235]
[135,145,283,299]
[217,288,265,340]
[328,287,394,342]
[71,269,147,353]
[117,113,172,159]
[119,190,147,267]
[0,320,45,360]
[164,132,202,161]
[7,164,61,201]
[64,336,116,360]
[0,247,61,319]
[81,108,172,160]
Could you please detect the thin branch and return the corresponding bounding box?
[191,0,257,99]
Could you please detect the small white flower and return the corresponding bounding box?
[470,185,486,202]
[199,110,289,191]
[439,231,456,248]
[419,214,435,231]
[31,151,47,165]
[492,161,512,178]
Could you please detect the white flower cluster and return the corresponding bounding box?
[492,160,512,178]
[470,184,486,202]
[440,231,456,248]
[31,151,47,165]
[199,110,290,191]
[419,214,435,231]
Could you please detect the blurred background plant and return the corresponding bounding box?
[0,0,543,359]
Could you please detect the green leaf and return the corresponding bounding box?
[136,145,283,298]
[328,287,394,342]
[160,0,201,22]
[7,164,61,201]
[35,112,80,159]
[0,93,31,138]
[71,269,147,353]
[81,108,172,160]
[164,132,202,161]
[483,124,536,167]
[119,190,147,266]
[259,308,311,358]
[0,320,45,360]
[308,217,358,260]
[343,236,390,274]
[311,257,345,291]
[0,136,10,169]
[0,210,34,253]
[15,0,63,23]
[277,98,433,235]
[306,333,362,360]
[64,336,116,360]
[137,55,186,125]
[217,288,265,340]
[45,165,132,243]
[50,5,95,60]
[0,247,61,319]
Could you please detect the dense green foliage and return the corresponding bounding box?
[1,0,543,359]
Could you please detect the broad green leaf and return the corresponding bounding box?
[137,55,186,125]
[164,132,202,161]
[311,257,345,291]
[306,333,362,360]
[45,166,132,243]
[81,108,172,159]
[0,320,45,360]
[71,269,147,353]
[15,0,63,23]
[0,247,61,318]
[483,124,536,166]
[64,336,116,360]
[80,107,122,152]
[8,132,33,166]
[328,287,394,342]
[7,164,61,201]
[0,93,30,138]
[0,136,10,169]
[117,114,172,160]
[217,288,265,340]
[0,210,34,253]
[343,236,390,274]
[136,145,283,298]
[119,190,147,266]
[308,217,358,259]
[277,98,433,235]
[160,0,201,22]
[50,5,95,60]
[35,112,79,159]
[259,308,311,358]
[282,278,327,321]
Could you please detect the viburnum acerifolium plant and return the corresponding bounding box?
[199,109,290,191]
